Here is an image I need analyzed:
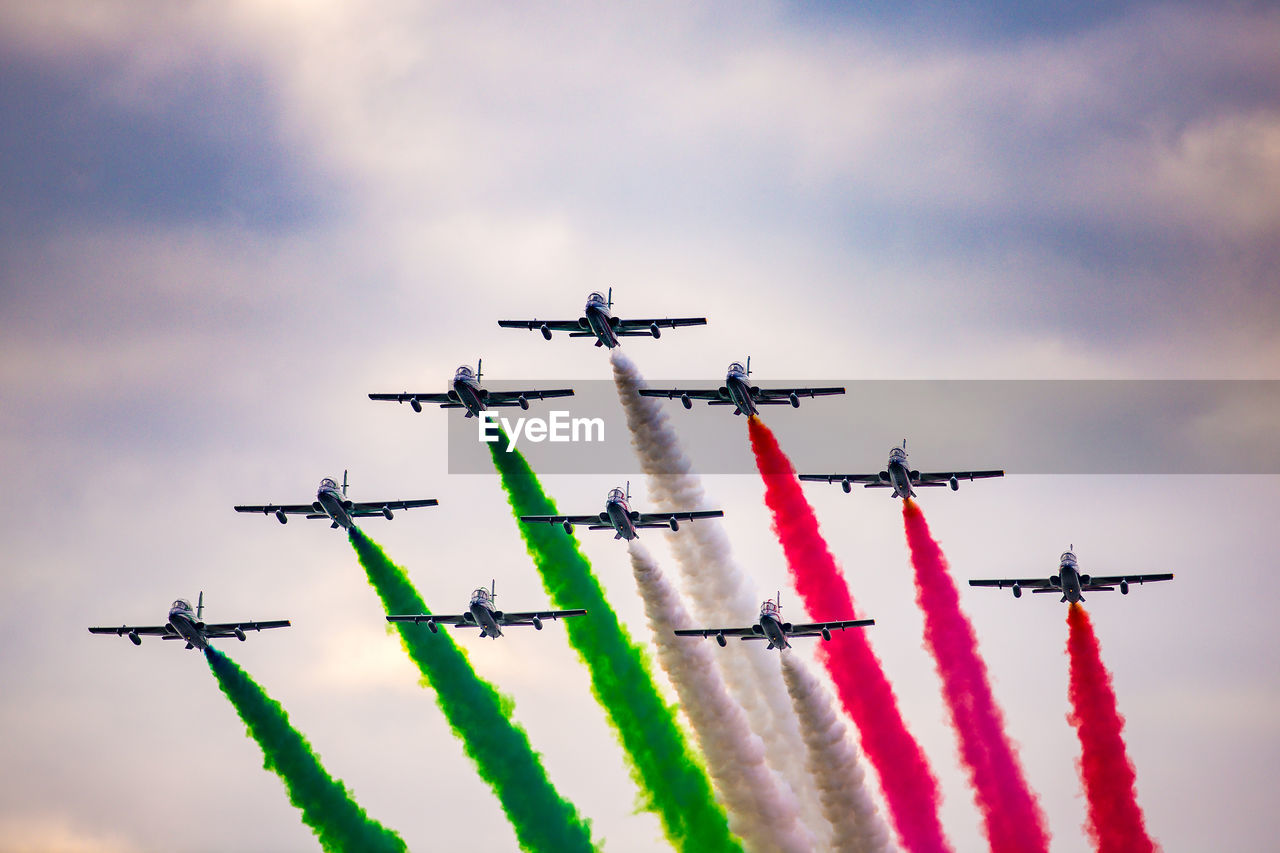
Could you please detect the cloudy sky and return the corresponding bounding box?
[2,1,1278,850]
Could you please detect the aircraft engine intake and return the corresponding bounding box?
[1079,574,1091,586]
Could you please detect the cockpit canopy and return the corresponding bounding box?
[728,361,746,375]
[470,587,493,605]
[454,365,475,381]
[587,291,607,306]
[319,478,339,491]
[172,599,192,613]
[1060,551,1078,566]
[607,487,626,503]
[888,447,907,461]
[760,599,780,617]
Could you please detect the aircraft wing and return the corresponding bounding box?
[615,317,707,334]
[673,626,759,638]
[636,510,725,524]
[234,503,318,516]
[350,499,439,516]
[368,392,455,405]
[798,473,884,485]
[498,319,586,332]
[753,386,846,401]
[386,613,471,626]
[499,609,588,625]
[483,389,576,406]
[1084,572,1174,590]
[88,624,175,637]
[520,514,606,526]
[968,577,1055,589]
[788,618,875,636]
[916,470,1005,484]
[637,388,726,402]
[202,620,291,636]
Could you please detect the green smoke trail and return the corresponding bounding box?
[348,528,598,853]
[487,431,741,853]
[204,648,406,853]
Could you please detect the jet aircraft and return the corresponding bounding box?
[235,470,437,529]
[638,357,845,416]
[800,440,1004,498]
[369,359,574,418]
[968,547,1174,602]
[519,482,724,540]
[386,582,586,639]
[88,593,290,650]
[498,288,706,348]
[674,593,874,649]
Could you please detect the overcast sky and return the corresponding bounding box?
[2,2,1278,851]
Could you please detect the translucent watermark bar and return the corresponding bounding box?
[446,380,1280,475]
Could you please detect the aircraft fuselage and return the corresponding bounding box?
[584,302,620,348]
[451,376,486,418]
[1058,565,1085,603]
[886,459,916,499]
[468,602,504,638]
[724,373,758,416]
[167,607,208,650]
[604,496,638,540]
[316,485,354,529]
[759,613,790,649]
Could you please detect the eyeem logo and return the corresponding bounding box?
[479,411,605,452]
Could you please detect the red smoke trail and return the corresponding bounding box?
[747,416,952,853]
[902,499,1050,853]
[1067,603,1159,853]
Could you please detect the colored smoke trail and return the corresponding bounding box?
[347,529,598,853]
[627,540,815,853]
[747,415,951,853]
[1067,603,1159,853]
[780,654,893,853]
[487,432,741,853]
[204,648,406,853]
[610,349,827,840]
[902,500,1050,853]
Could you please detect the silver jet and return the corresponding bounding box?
[639,356,845,416]
[675,593,874,650]
[801,440,1004,498]
[968,546,1174,602]
[498,288,706,349]
[519,482,724,540]
[89,593,290,650]
[235,470,438,530]
[369,359,574,418]
[386,582,586,639]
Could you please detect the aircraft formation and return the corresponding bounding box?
[88,288,1174,853]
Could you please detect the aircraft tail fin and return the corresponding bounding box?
[746,355,751,376]
[476,358,483,383]
[197,591,204,621]
[342,469,349,496]
[607,286,613,309]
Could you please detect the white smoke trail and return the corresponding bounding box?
[628,540,815,853]
[610,349,830,843]
[781,654,895,853]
